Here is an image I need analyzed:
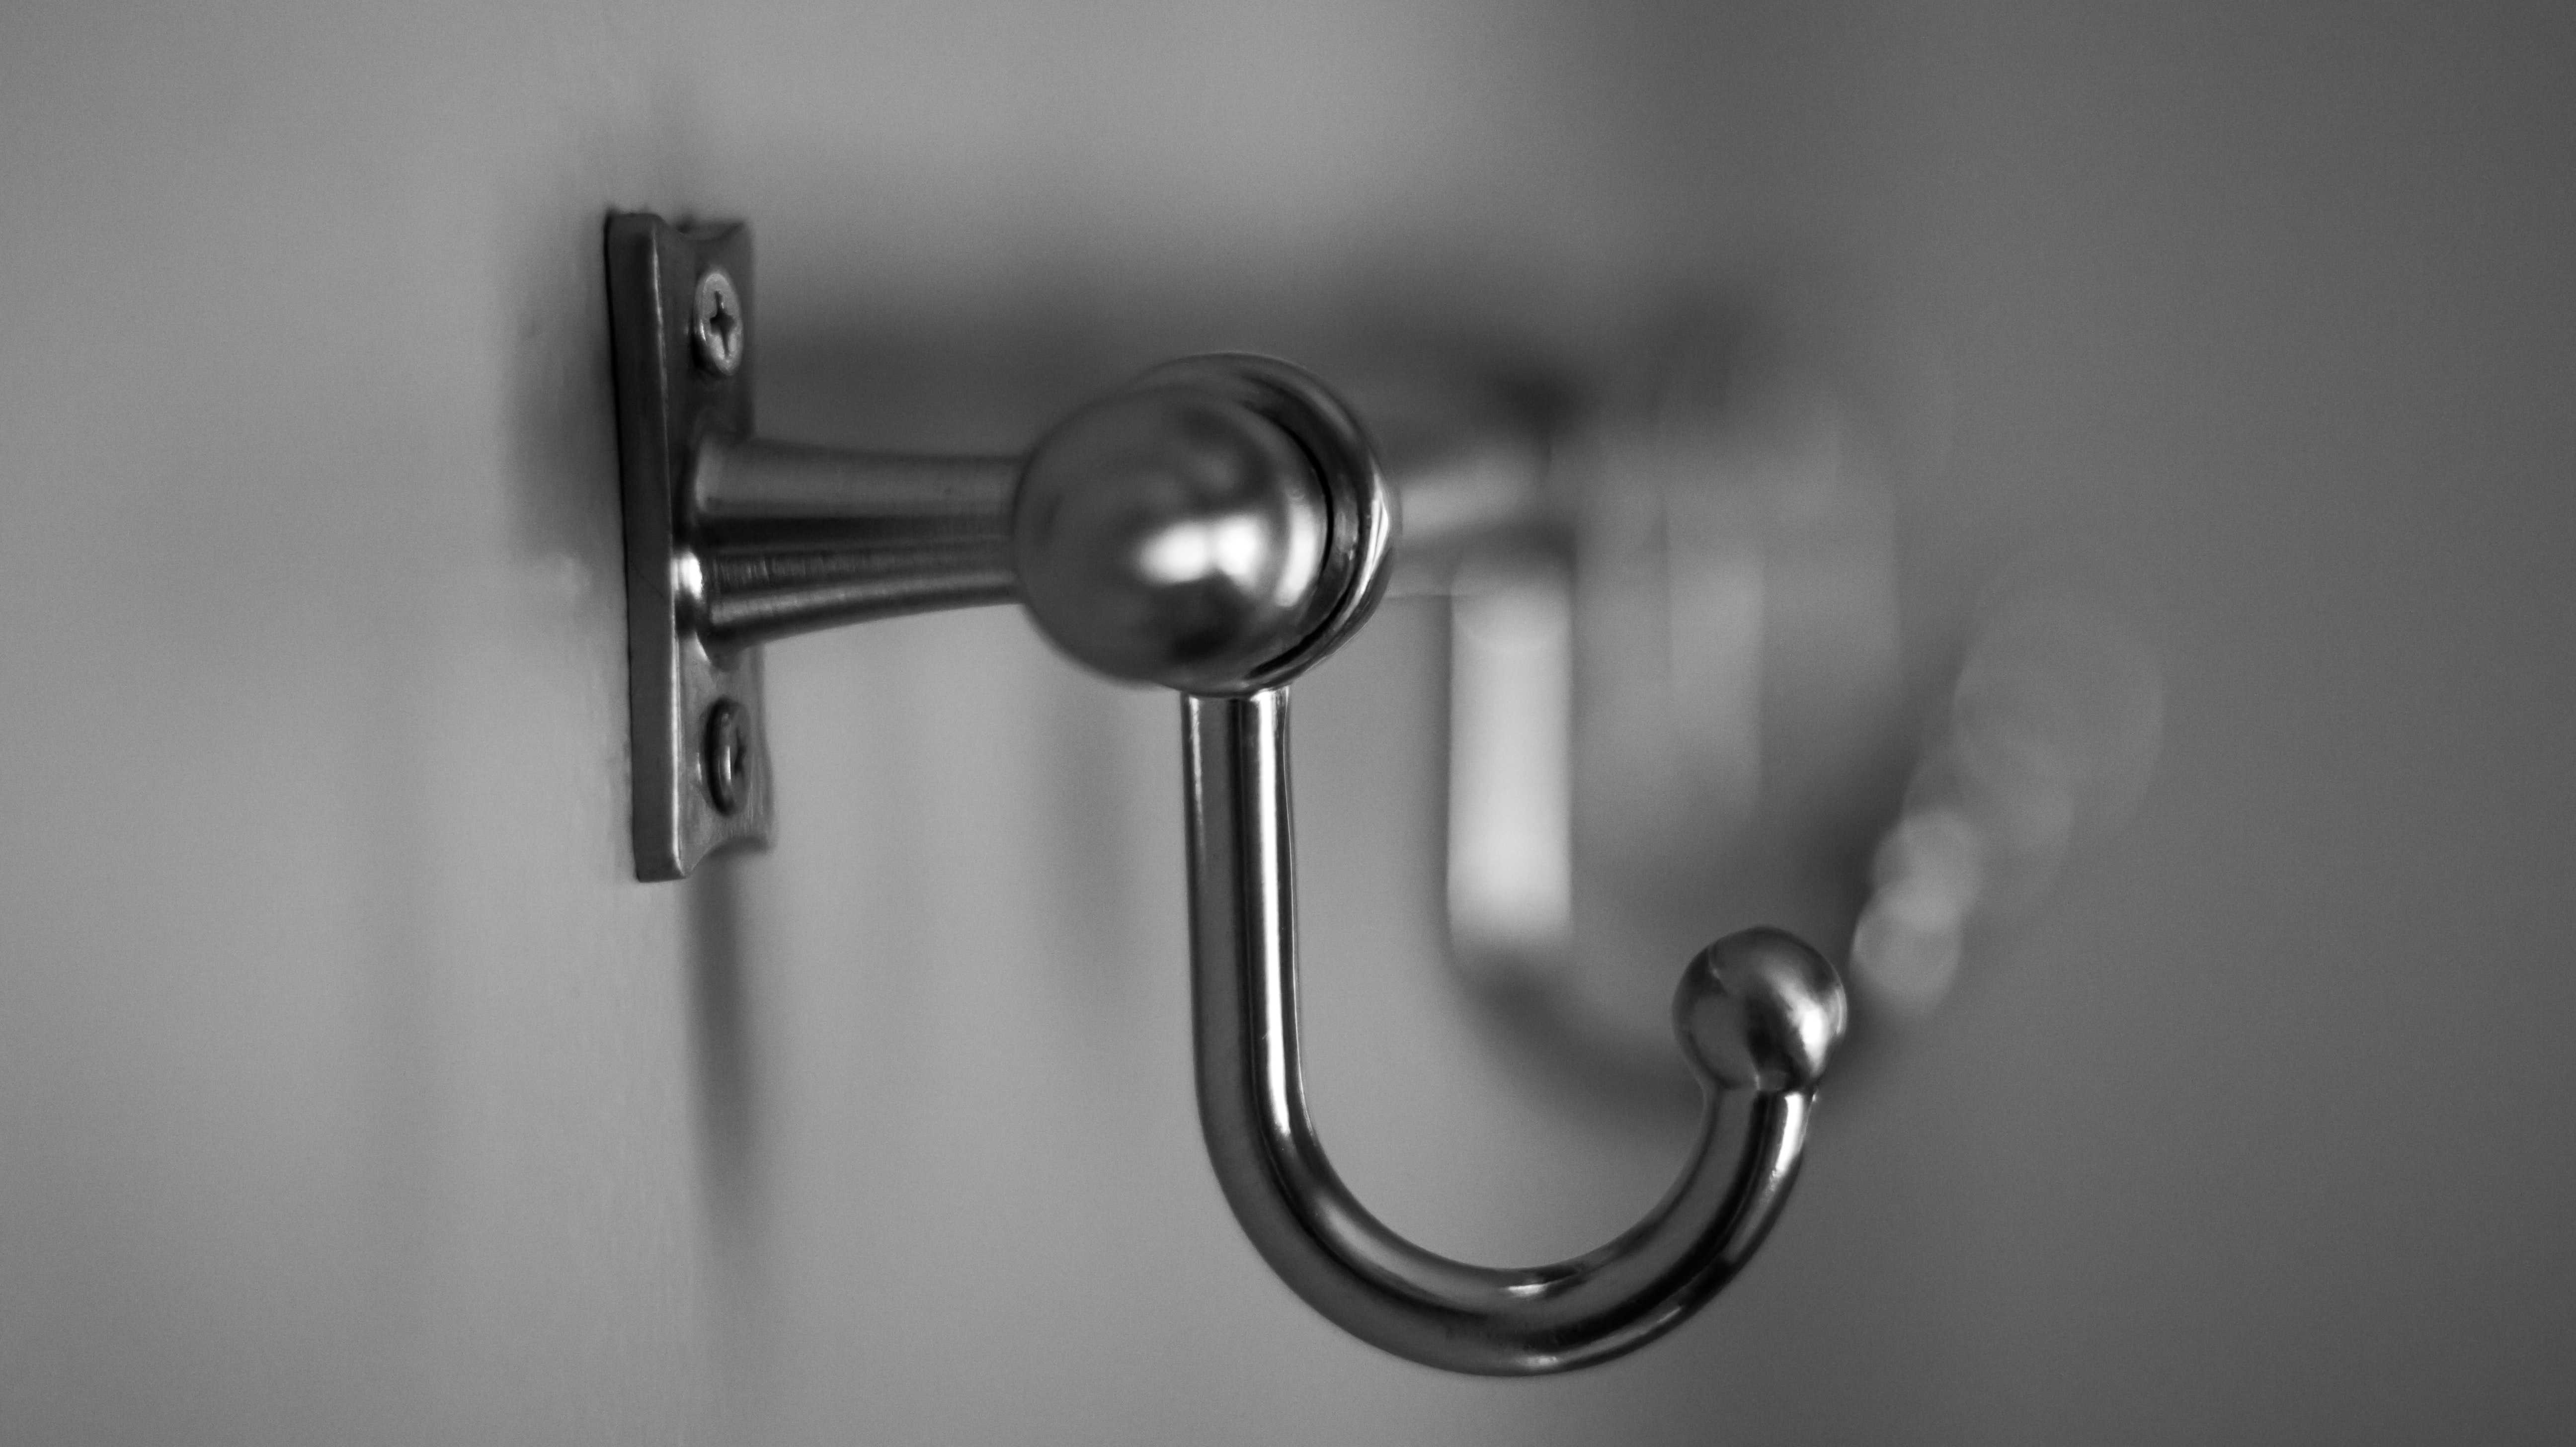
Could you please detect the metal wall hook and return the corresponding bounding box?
[607,212,1847,1374]
[1190,691,1841,1373]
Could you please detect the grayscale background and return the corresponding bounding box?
[0,1,2568,1442]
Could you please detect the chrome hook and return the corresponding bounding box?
[1151,371,1845,1373]
[608,212,1848,1374]
[1188,690,1842,1373]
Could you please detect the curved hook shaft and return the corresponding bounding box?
[1183,688,1838,1375]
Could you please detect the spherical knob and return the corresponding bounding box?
[1672,927,1846,1094]
[1013,382,1333,694]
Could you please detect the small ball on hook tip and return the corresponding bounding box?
[1672,927,1846,1094]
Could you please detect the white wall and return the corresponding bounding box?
[0,2,2568,1443]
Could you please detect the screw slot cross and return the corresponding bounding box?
[691,269,743,376]
[701,699,750,815]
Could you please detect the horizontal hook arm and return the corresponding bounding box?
[1184,688,1842,1374]
[680,400,1555,652]
[688,438,1022,648]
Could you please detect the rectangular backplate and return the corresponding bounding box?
[605,212,773,881]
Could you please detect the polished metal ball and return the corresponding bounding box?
[1013,382,1333,693]
[1672,927,1846,1094]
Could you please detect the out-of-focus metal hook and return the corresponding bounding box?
[609,212,1847,1374]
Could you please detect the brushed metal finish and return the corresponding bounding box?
[692,437,1020,646]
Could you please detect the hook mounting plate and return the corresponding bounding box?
[606,212,773,880]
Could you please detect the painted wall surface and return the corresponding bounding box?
[0,2,2569,1443]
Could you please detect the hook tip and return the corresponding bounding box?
[1673,927,1847,1094]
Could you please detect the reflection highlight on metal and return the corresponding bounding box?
[609,212,1847,1374]
[1189,690,1839,1373]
